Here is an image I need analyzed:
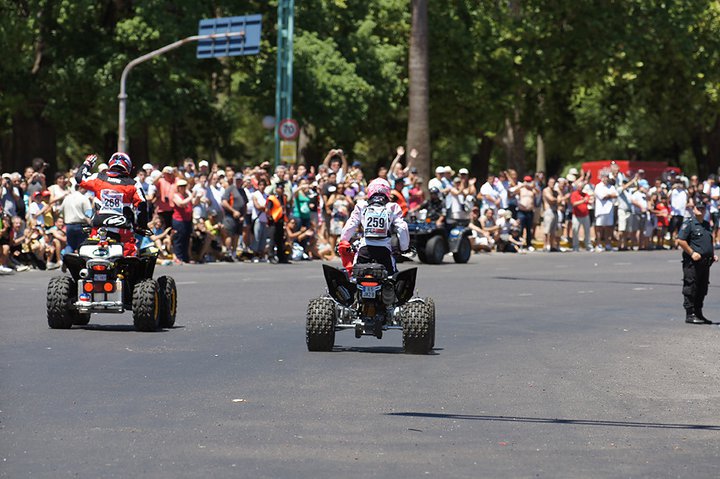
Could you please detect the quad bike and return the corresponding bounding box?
[46,227,177,332]
[306,258,435,354]
[407,209,472,264]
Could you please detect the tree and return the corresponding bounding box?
[406,0,430,184]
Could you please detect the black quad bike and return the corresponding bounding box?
[306,261,435,354]
[406,210,472,264]
[46,227,177,332]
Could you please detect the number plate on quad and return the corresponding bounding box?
[94,274,107,281]
[359,285,382,298]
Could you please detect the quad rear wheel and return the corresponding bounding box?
[401,301,433,354]
[47,276,76,329]
[306,297,336,352]
[132,279,160,332]
[157,275,177,328]
[424,297,436,349]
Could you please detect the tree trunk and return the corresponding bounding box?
[470,133,493,180]
[535,133,546,175]
[11,111,57,175]
[128,124,150,168]
[705,115,720,178]
[502,110,526,174]
[406,0,431,185]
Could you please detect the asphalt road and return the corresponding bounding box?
[2,251,720,478]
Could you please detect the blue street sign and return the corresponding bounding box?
[197,15,262,59]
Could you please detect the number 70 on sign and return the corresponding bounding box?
[278,118,300,141]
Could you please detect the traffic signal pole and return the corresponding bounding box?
[274,0,295,167]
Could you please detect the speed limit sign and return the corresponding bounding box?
[278,118,300,141]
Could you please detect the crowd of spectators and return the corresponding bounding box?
[2,151,719,274]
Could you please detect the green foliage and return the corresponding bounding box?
[1,0,719,174]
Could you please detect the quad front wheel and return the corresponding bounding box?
[453,236,471,264]
[132,279,160,332]
[424,236,445,264]
[402,301,433,354]
[306,297,336,352]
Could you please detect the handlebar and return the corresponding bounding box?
[134,227,153,237]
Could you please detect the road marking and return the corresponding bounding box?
[578,290,594,294]
[613,262,632,266]
[518,293,533,297]
[175,281,198,285]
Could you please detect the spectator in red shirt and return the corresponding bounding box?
[571,179,593,251]
[156,166,176,230]
[172,179,197,264]
[653,194,670,249]
[407,178,425,211]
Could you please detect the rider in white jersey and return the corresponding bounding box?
[339,178,410,274]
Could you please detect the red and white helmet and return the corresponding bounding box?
[108,152,132,175]
[366,178,391,200]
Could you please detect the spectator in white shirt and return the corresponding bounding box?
[594,172,618,251]
[669,179,688,241]
[479,174,501,215]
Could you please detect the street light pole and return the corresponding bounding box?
[117,31,245,152]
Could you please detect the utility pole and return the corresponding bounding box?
[117,31,246,152]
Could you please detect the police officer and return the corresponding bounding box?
[676,198,718,324]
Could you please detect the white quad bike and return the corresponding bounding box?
[46,227,177,332]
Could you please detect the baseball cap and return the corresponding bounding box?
[199,160,209,168]
[435,166,444,174]
[98,164,108,172]
[568,167,579,176]
[352,160,362,167]
[638,179,649,188]
[234,172,244,180]
[176,179,188,187]
[1,173,11,180]
[523,175,533,182]
[162,166,173,174]
[444,166,454,174]
[458,168,469,175]
[142,163,153,171]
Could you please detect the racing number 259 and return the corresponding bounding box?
[367,217,386,229]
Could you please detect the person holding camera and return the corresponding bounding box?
[677,197,718,324]
[1,173,21,219]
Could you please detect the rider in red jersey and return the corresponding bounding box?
[74,153,148,256]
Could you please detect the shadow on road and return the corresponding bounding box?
[492,276,697,288]
[78,324,182,333]
[387,412,720,431]
[333,346,442,355]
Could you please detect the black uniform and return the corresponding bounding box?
[418,197,446,222]
[678,216,714,321]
